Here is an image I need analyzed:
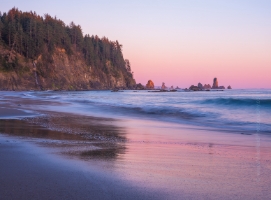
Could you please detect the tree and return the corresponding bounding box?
[125,59,131,72]
[0,7,134,85]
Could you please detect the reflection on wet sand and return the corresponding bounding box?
[1,93,271,199]
[81,145,125,159]
[0,113,127,160]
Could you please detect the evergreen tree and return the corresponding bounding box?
[0,7,134,83]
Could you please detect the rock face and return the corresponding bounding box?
[0,47,136,90]
[227,85,232,89]
[212,78,219,89]
[189,85,200,91]
[198,83,203,90]
[135,83,145,90]
[161,82,167,90]
[146,80,154,89]
[211,77,226,89]
[203,84,211,89]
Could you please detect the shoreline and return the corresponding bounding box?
[0,135,167,200]
[1,92,271,199]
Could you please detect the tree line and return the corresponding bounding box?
[0,7,132,77]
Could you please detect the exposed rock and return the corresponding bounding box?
[189,85,200,91]
[212,78,219,89]
[176,86,180,89]
[111,89,119,92]
[198,83,203,90]
[227,85,232,89]
[135,83,145,90]
[161,82,167,90]
[211,78,226,89]
[0,43,136,91]
[146,80,154,89]
[203,84,211,89]
[169,86,177,91]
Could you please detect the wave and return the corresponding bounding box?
[22,93,34,97]
[200,98,271,107]
[72,99,212,120]
[51,95,271,133]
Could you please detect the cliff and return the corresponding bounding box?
[0,8,135,90]
[0,45,135,90]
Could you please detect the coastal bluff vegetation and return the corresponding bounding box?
[0,8,135,90]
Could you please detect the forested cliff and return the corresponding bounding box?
[0,8,136,90]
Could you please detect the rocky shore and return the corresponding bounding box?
[188,77,232,91]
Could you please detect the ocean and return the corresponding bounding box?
[14,89,271,134]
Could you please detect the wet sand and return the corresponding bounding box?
[0,136,166,200]
[1,94,271,199]
[0,107,35,118]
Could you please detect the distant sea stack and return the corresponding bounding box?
[203,84,211,89]
[212,78,219,89]
[135,83,145,90]
[198,83,203,90]
[146,80,154,89]
[161,82,167,90]
[188,77,229,91]
[212,78,225,89]
[189,85,200,91]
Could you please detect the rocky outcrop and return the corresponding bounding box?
[189,85,200,91]
[198,83,203,90]
[203,84,211,89]
[135,83,145,90]
[0,47,136,90]
[188,78,229,91]
[212,78,219,89]
[161,82,167,90]
[211,78,226,89]
[146,80,154,89]
[227,85,232,89]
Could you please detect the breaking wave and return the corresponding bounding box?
[200,98,271,107]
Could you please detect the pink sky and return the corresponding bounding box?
[122,19,271,89]
[124,39,271,89]
[2,1,271,88]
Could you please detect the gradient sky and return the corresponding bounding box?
[2,0,271,88]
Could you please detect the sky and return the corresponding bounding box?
[1,0,271,88]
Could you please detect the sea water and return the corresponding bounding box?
[1,89,271,199]
[13,89,271,134]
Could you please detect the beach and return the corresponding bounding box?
[0,90,271,199]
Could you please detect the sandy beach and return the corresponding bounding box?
[0,135,168,200]
[0,91,271,199]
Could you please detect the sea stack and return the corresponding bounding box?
[161,82,167,90]
[146,80,154,89]
[203,84,211,89]
[135,83,145,90]
[189,85,200,91]
[227,85,232,89]
[212,78,219,89]
[198,83,203,90]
